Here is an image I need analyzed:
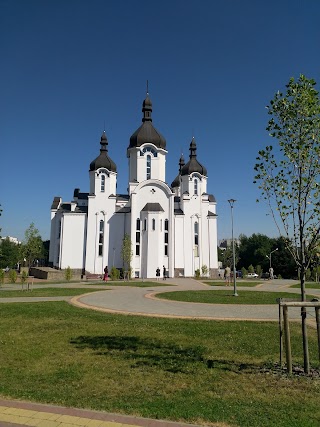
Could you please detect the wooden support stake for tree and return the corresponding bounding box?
[316,307,320,362]
[278,300,283,367]
[283,305,292,374]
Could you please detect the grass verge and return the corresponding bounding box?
[204,281,260,287]
[156,290,304,304]
[0,288,106,298]
[290,282,320,290]
[0,302,319,427]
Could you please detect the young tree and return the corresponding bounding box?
[0,204,2,238]
[254,75,320,373]
[21,223,44,268]
[121,234,133,279]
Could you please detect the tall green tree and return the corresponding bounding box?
[0,204,2,238]
[254,75,320,373]
[121,233,133,278]
[0,238,20,269]
[21,223,44,268]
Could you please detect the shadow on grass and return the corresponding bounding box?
[70,335,205,373]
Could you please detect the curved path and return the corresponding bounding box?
[72,278,320,322]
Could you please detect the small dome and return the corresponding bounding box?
[129,95,166,149]
[90,131,117,172]
[181,137,207,177]
[171,174,180,188]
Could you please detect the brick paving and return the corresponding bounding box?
[0,399,203,427]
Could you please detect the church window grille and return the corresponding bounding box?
[164,219,169,256]
[194,221,199,257]
[146,155,151,180]
[98,220,104,256]
[194,178,198,195]
[140,147,157,157]
[136,218,140,256]
[101,175,105,192]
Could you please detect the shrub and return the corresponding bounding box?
[256,265,262,277]
[9,269,17,284]
[0,269,4,285]
[241,267,247,278]
[195,269,200,279]
[201,264,208,277]
[65,266,73,282]
[110,267,120,281]
[248,264,255,273]
[20,270,28,284]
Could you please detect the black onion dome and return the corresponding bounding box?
[90,131,117,172]
[181,137,207,176]
[171,154,185,188]
[129,95,166,149]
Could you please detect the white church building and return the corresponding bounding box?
[49,93,218,279]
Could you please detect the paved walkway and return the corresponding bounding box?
[72,278,320,321]
[0,398,200,427]
[0,278,319,427]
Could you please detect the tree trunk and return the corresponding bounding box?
[300,267,310,374]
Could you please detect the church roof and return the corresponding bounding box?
[171,154,185,188]
[208,194,216,203]
[129,94,166,149]
[181,137,207,177]
[141,203,164,212]
[90,131,117,172]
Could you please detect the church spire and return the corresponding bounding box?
[142,81,152,122]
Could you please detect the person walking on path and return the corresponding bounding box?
[224,266,231,286]
[156,267,160,281]
[103,266,109,281]
[163,266,167,280]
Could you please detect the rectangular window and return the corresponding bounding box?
[164,245,168,256]
[136,232,140,243]
[164,233,169,244]
[136,218,140,230]
[98,245,103,256]
[136,245,140,256]
[152,218,155,230]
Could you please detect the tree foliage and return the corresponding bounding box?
[121,233,133,275]
[254,75,320,295]
[21,223,44,268]
[0,238,21,269]
[254,74,320,373]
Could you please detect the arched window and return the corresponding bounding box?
[152,218,156,230]
[99,220,104,256]
[101,175,105,192]
[146,155,151,180]
[194,178,198,195]
[164,219,169,255]
[194,221,199,257]
[136,218,140,256]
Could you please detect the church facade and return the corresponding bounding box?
[49,94,218,278]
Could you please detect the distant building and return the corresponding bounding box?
[49,93,219,278]
[219,238,240,250]
[1,236,21,245]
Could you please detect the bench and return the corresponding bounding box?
[85,274,103,281]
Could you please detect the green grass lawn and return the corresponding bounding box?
[0,287,106,298]
[290,282,320,290]
[204,280,260,287]
[156,290,303,304]
[0,302,319,427]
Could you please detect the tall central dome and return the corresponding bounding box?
[129,94,166,149]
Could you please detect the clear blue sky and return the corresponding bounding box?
[1,0,319,242]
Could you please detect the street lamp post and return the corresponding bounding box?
[266,248,278,278]
[228,199,238,297]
